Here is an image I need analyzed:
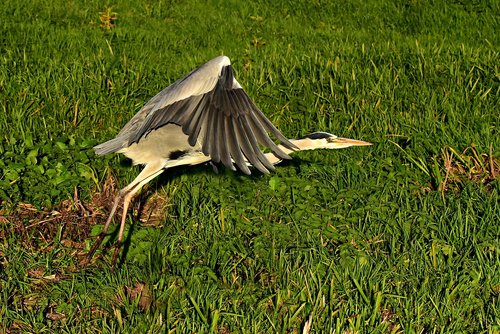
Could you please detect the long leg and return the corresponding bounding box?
[82,161,164,266]
[111,165,164,266]
[84,192,123,263]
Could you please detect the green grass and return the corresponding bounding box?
[0,0,499,332]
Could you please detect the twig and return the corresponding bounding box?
[490,143,496,180]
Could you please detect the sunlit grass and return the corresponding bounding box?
[0,0,499,332]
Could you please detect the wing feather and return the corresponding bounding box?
[217,110,231,168]
[234,116,267,174]
[186,96,209,146]
[239,114,274,172]
[99,56,296,174]
[202,99,218,157]
[210,104,222,163]
[247,111,291,160]
[226,117,248,173]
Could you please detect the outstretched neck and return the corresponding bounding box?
[264,132,371,165]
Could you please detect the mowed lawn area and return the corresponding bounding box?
[0,0,499,332]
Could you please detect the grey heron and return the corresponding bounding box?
[84,56,371,266]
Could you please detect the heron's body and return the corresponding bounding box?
[119,124,206,166]
[84,56,371,266]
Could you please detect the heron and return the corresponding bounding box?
[84,55,371,266]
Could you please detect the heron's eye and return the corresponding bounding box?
[326,137,338,143]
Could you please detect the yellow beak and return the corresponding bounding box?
[328,137,373,147]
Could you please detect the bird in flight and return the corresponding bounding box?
[84,56,371,266]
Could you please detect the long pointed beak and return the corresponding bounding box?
[328,137,373,146]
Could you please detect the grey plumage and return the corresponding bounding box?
[94,56,296,175]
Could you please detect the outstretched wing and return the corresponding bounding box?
[112,56,297,174]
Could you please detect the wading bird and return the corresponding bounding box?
[84,56,371,266]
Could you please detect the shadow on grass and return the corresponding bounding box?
[106,155,312,264]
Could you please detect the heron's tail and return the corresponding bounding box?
[93,137,126,156]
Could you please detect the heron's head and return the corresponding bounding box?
[302,132,372,149]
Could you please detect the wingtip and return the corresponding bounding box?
[217,55,231,66]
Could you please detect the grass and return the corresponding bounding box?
[0,0,499,332]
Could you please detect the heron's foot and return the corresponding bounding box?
[111,241,123,268]
[78,232,108,267]
[78,251,98,267]
[78,256,91,267]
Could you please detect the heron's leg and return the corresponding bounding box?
[85,192,124,262]
[81,161,164,266]
[110,163,165,267]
